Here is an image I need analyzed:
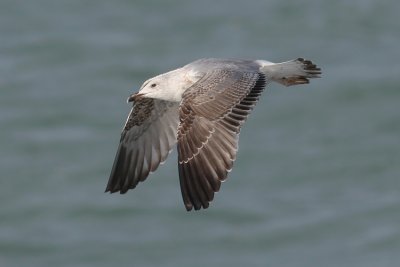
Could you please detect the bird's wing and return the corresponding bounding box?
[177,69,267,211]
[106,98,179,193]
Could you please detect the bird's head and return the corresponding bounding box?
[128,69,190,103]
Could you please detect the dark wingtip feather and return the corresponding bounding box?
[185,204,193,211]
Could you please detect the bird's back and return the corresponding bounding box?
[183,58,261,74]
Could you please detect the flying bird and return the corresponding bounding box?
[106,58,321,211]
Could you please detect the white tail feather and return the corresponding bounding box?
[257,58,321,86]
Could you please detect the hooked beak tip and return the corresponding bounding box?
[127,92,145,103]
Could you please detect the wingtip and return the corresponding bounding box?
[184,201,210,212]
[185,204,193,211]
[104,185,111,193]
[184,201,212,211]
[104,187,115,193]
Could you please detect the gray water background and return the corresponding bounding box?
[1,0,399,266]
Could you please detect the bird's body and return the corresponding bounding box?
[106,58,321,211]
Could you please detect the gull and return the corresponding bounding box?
[105,58,321,211]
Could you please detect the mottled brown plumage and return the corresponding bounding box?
[106,98,179,193]
[177,70,266,210]
[106,57,321,211]
[123,98,154,131]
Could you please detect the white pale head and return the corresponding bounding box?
[137,68,197,102]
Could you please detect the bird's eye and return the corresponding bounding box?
[150,83,157,88]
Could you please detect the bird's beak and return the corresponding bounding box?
[127,92,145,103]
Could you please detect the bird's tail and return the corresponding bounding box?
[257,58,321,86]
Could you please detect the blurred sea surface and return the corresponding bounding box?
[1,0,399,266]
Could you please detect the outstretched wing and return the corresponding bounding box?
[106,98,179,193]
[177,69,267,211]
